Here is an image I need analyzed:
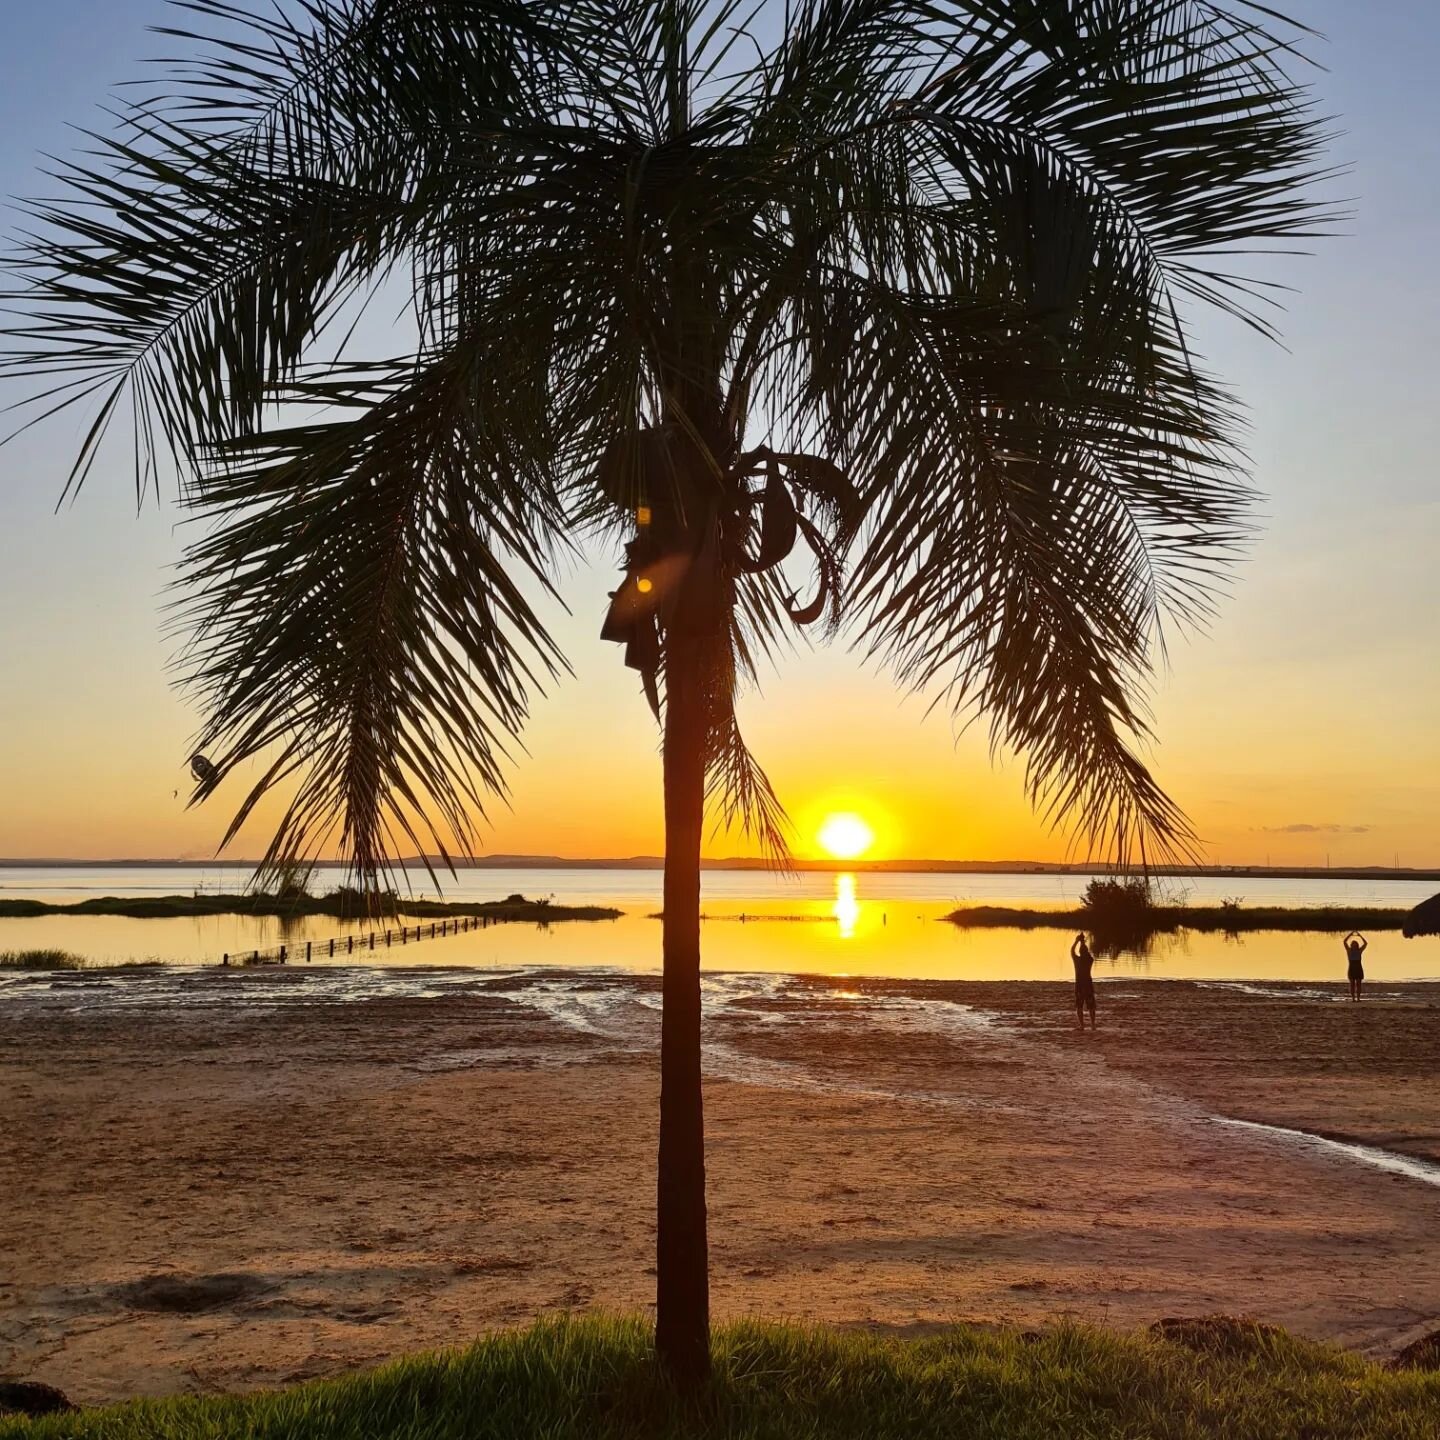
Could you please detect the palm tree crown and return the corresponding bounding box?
[5,0,1330,884]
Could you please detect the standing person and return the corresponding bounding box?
[1071,933,1097,1030]
[1343,932,1368,1001]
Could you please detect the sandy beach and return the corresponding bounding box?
[3,967,1439,1406]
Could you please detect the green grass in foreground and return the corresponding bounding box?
[5,1315,1439,1439]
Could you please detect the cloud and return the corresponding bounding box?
[1259,823,1372,835]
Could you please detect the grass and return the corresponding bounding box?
[0,950,163,971]
[0,949,90,969]
[0,894,621,923]
[4,1315,1440,1439]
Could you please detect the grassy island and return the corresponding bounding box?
[0,893,620,924]
[945,903,1413,934]
[945,876,1416,940]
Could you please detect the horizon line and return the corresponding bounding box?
[3,854,1439,880]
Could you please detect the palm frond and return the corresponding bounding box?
[2,0,583,497]
[745,0,1331,863]
[174,352,569,891]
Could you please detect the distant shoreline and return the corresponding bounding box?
[4,856,1439,883]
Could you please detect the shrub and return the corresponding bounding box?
[1080,877,1154,921]
[265,859,317,902]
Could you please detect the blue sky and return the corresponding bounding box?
[1,2,1437,865]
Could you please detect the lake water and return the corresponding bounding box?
[2,865,1437,985]
[4,863,1436,910]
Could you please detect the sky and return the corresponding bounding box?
[1,2,1437,868]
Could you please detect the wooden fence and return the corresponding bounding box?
[220,913,494,966]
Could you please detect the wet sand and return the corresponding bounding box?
[983,977,1440,1165]
[2,969,1439,1405]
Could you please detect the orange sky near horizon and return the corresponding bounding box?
[2,2,1439,873]
[2,502,1436,871]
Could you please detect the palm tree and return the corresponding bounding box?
[4,0,1328,1386]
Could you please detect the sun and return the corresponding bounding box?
[817,812,875,862]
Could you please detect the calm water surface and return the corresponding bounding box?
[3,863,1435,909]
[2,865,1437,984]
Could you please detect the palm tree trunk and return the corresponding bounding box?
[655,633,711,1387]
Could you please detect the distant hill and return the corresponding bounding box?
[3,855,1438,883]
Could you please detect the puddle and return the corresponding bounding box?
[1196,981,1339,1002]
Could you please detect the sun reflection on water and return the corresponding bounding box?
[833,873,861,939]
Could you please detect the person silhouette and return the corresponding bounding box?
[1343,931,1368,1002]
[1070,932,1096,1030]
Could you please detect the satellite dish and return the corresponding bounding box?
[189,753,218,785]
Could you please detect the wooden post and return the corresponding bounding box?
[306,941,312,964]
